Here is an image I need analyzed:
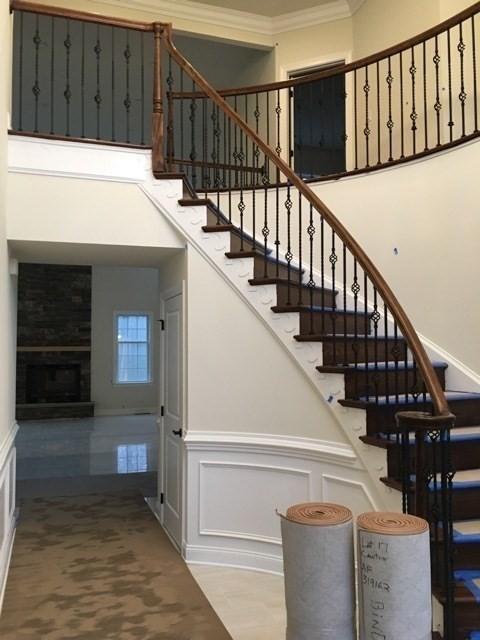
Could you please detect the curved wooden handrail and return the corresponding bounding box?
[173,1,480,98]
[161,24,450,417]
[10,0,157,31]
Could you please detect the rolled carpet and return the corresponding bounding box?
[358,512,432,640]
[280,502,356,640]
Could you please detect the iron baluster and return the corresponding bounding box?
[386,56,394,161]
[342,243,347,366]
[180,69,184,168]
[364,66,371,167]
[423,41,428,151]
[238,128,246,250]
[262,176,269,278]
[354,69,358,169]
[330,230,338,362]
[376,61,381,165]
[434,35,442,146]
[383,304,390,401]
[458,22,467,137]
[307,204,315,320]
[140,32,145,146]
[285,184,293,303]
[473,16,478,133]
[32,14,41,133]
[18,11,24,131]
[189,82,197,190]
[410,46,418,155]
[50,17,55,135]
[275,89,282,157]
[297,192,303,306]
[110,27,115,141]
[363,274,369,402]
[94,24,101,140]
[166,54,174,171]
[400,51,405,158]
[65,19,72,137]
[124,30,132,144]
[447,28,454,141]
[352,259,360,398]
[372,287,380,403]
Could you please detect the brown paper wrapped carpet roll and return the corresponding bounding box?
[280,503,356,640]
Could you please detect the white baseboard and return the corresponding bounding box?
[184,543,283,576]
[0,522,16,614]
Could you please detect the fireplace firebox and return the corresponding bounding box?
[26,364,82,404]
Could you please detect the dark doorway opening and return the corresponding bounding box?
[290,62,346,178]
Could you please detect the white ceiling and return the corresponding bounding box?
[183,0,339,18]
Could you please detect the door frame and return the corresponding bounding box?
[158,282,187,552]
[279,50,353,172]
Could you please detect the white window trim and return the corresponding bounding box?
[113,311,153,386]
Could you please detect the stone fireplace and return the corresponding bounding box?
[16,264,94,420]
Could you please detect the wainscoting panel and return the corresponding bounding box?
[0,423,18,612]
[184,431,383,574]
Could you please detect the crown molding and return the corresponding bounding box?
[98,0,366,38]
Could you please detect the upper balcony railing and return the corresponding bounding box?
[169,2,480,188]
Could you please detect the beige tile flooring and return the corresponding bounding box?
[188,565,287,640]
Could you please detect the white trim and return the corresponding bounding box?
[184,430,357,466]
[185,543,283,575]
[0,423,18,472]
[93,0,364,39]
[0,528,16,614]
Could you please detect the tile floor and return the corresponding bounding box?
[189,565,287,640]
[16,414,158,497]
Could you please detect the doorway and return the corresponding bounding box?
[159,287,184,550]
[290,61,346,178]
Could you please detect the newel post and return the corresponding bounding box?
[152,22,166,177]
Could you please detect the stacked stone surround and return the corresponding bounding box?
[16,264,93,420]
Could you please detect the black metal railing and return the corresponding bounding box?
[11,5,154,146]
[171,2,480,185]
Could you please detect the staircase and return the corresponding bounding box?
[163,179,480,640]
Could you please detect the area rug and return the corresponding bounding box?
[0,493,233,640]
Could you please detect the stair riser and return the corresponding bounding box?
[299,311,371,336]
[229,233,266,254]
[252,256,302,281]
[275,283,337,308]
[452,603,480,639]
[322,339,407,366]
[364,399,480,435]
[344,366,446,399]
[431,489,480,521]
[387,438,480,476]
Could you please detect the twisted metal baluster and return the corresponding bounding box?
[94,24,102,140]
[32,15,41,133]
[458,22,467,137]
[64,19,72,137]
[447,28,454,141]
[364,66,370,167]
[386,56,394,161]
[50,17,55,135]
[473,16,478,133]
[124,30,132,143]
[434,35,442,146]
[410,46,418,155]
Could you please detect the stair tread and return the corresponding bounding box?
[272,305,371,316]
[447,469,480,490]
[454,520,480,544]
[294,333,406,342]
[226,251,304,272]
[249,276,337,293]
[340,391,480,408]
[318,360,448,373]
[202,224,274,255]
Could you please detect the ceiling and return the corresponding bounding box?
[182,0,346,18]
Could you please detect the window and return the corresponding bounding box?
[115,313,151,384]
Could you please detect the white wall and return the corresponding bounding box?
[0,0,18,610]
[91,266,160,416]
